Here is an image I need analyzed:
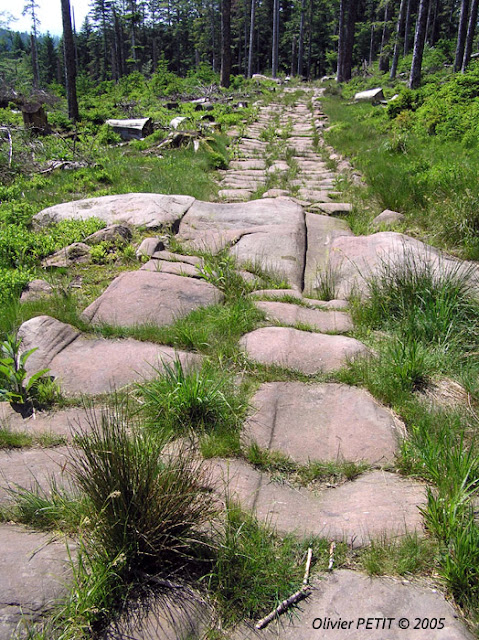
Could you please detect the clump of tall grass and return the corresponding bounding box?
[71,399,216,579]
[352,252,479,379]
[137,359,248,441]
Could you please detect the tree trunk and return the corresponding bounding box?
[221,0,232,86]
[291,35,296,75]
[462,0,479,71]
[379,1,391,72]
[272,0,279,77]
[454,0,470,71]
[342,0,357,81]
[390,0,408,79]
[306,0,313,78]
[369,23,375,66]
[408,0,430,88]
[31,33,40,88]
[61,0,79,122]
[247,0,255,77]
[336,0,347,81]
[297,0,306,76]
[403,0,412,54]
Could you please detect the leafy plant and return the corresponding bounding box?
[0,333,50,406]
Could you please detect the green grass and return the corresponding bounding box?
[137,359,248,457]
[71,399,216,579]
[357,534,438,577]
[321,94,479,259]
[0,427,65,449]
[207,502,332,625]
[245,442,368,487]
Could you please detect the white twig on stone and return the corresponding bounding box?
[255,546,314,630]
[303,547,313,585]
[328,541,336,572]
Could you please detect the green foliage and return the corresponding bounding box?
[1,479,86,534]
[71,400,215,578]
[359,534,437,577]
[0,333,50,405]
[0,266,33,306]
[207,503,318,624]
[137,359,247,440]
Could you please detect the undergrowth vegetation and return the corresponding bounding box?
[322,60,479,259]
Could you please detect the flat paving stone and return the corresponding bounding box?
[0,405,101,439]
[33,193,195,230]
[0,446,71,503]
[235,570,472,639]
[229,160,266,170]
[140,259,200,277]
[244,382,403,465]
[250,289,349,309]
[82,271,223,327]
[18,316,202,397]
[240,327,368,374]
[310,202,352,215]
[179,199,306,290]
[255,301,353,333]
[218,189,253,201]
[207,460,424,545]
[324,232,479,299]
[150,251,202,266]
[303,213,354,296]
[298,188,333,202]
[0,524,74,640]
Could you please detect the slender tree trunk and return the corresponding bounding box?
[408,0,430,88]
[221,0,232,86]
[247,0,255,77]
[404,0,412,54]
[369,23,375,66]
[61,0,79,121]
[430,0,439,45]
[30,33,40,88]
[297,0,306,76]
[379,1,391,72]
[211,0,217,71]
[425,0,433,43]
[462,0,479,70]
[454,0,470,71]
[342,0,357,80]
[272,0,279,77]
[291,35,296,75]
[306,0,313,78]
[336,0,347,81]
[391,0,408,79]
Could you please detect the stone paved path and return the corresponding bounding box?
[2,87,476,639]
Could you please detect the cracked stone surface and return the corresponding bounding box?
[0,405,101,439]
[240,327,368,374]
[234,570,473,639]
[81,271,223,327]
[0,525,75,640]
[18,316,202,396]
[33,193,195,230]
[255,301,353,333]
[244,382,404,465]
[0,446,71,503]
[208,459,425,546]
